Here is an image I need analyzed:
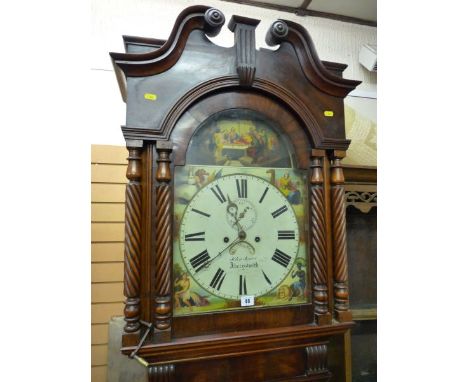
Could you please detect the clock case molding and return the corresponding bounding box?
[110,5,361,381]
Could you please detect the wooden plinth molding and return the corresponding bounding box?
[305,343,332,381]
[154,141,174,341]
[310,150,331,325]
[330,151,352,322]
[148,364,175,382]
[123,144,143,333]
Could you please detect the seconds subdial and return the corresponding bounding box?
[226,198,257,231]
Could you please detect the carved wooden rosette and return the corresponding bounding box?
[204,8,225,37]
[310,150,331,325]
[305,343,332,381]
[154,141,173,340]
[148,364,175,382]
[330,152,352,322]
[123,145,143,333]
[265,20,289,46]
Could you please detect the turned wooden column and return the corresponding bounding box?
[148,364,175,382]
[310,149,332,325]
[123,141,143,333]
[330,150,352,322]
[305,343,332,381]
[154,141,173,341]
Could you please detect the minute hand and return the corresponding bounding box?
[199,237,241,272]
[226,195,245,232]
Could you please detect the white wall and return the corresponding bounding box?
[90,0,377,144]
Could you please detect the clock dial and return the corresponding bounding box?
[179,174,300,300]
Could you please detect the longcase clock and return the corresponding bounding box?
[110,5,360,381]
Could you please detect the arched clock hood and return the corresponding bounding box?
[110,5,360,150]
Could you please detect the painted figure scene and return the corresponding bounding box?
[173,165,310,316]
[185,109,294,168]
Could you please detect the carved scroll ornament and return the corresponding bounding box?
[345,191,377,213]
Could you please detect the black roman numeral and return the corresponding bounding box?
[262,270,272,285]
[211,185,226,203]
[259,187,269,204]
[236,179,247,198]
[192,208,210,217]
[189,249,211,272]
[278,230,295,240]
[209,268,226,290]
[271,205,288,218]
[184,232,205,241]
[239,275,247,295]
[272,248,292,268]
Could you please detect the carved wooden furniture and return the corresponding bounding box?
[110,5,360,381]
[344,165,377,381]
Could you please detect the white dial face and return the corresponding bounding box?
[179,174,299,300]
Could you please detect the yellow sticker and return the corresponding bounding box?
[324,110,334,117]
[144,93,157,101]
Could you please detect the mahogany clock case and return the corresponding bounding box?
[110,5,361,381]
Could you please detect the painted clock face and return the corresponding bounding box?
[179,174,299,300]
[173,109,309,316]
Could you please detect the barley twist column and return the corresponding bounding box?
[154,141,173,341]
[310,149,331,325]
[123,143,143,333]
[330,151,352,322]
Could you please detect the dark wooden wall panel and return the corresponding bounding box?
[350,320,377,382]
[346,206,377,309]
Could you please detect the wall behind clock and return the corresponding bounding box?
[91,145,128,381]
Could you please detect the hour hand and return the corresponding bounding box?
[226,195,243,232]
[226,194,238,217]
